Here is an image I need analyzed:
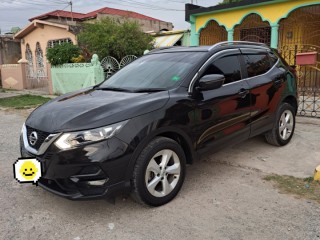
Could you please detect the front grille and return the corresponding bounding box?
[26,126,51,151]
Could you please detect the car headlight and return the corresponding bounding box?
[55,120,128,150]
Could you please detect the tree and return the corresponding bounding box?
[46,43,81,66]
[77,18,154,61]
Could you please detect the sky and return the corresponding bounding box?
[0,0,221,34]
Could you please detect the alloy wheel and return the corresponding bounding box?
[145,149,181,197]
[279,110,294,140]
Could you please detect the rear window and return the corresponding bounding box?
[244,53,271,78]
[268,51,279,66]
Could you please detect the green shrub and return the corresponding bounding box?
[46,43,81,66]
[78,18,154,61]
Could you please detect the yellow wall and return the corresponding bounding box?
[195,0,320,32]
[21,24,77,67]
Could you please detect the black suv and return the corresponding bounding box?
[20,41,298,206]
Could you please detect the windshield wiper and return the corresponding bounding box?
[132,88,167,93]
[95,86,131,92]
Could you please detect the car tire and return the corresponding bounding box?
[265,102,296,146]
[131,137,186,206]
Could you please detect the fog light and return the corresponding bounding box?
[87,179,107,186]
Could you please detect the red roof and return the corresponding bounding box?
[83,7,163,22]
[30,7,165,23]
[29,10,86,22]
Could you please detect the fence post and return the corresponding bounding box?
[46,62,54,95]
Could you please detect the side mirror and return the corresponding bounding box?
[197,74,225,91]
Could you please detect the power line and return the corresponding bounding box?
[0,0,68,7]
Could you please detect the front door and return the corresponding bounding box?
[193,49,251,152]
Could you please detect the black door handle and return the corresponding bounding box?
[238,88,249,98]
[274,79,282,85]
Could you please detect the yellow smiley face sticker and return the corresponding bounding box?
[20,161,38,180]
[14,158,42,184]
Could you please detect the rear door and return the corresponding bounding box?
[240,48,286,136]
[193,49,251,152]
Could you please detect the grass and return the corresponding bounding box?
[0,94,51,109]
[0,88,5,93]
[264,174,320,204]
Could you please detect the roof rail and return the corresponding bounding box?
[208,41,267,51]
[148,46,178,53]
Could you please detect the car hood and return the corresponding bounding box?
[26,88,169,133]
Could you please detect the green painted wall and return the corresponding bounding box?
[51,57,104,95]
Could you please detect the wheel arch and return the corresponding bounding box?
[157,131,194,165]
[125,127,196,182]
[282,95,298,114]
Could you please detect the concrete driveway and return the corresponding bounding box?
[1,110,319,240]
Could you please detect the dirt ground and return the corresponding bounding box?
[1,110,319,240]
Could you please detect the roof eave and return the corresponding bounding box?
[14,20,70,39]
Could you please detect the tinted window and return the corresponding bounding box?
[101,52,206,91]
[244,54,271,78]
[268,51,278,66]
[203,55,242,84]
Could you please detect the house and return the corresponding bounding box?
[185,0,320,117]
[14,20,78,76]
[185,0,319,49]
[82,7,173,32]
[29,7,173,33]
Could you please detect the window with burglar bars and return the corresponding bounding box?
[240,27,271,46]
[35,42,44,68]
[234,14,271,46]
[47,38,73,49]
[25,44,33,66]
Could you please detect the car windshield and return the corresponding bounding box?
[99,52,206,92]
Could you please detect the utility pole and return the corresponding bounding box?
[69,0,73,22]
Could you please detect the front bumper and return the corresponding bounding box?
[20,135,133,200]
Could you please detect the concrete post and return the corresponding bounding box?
[227,29,234,42]
[271,24,279,49]
[190,15,199,46]
[190,33,200,46]
[18,58,28,89]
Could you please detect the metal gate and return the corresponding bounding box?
[26,64,49,92]
[280,44,320,117]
